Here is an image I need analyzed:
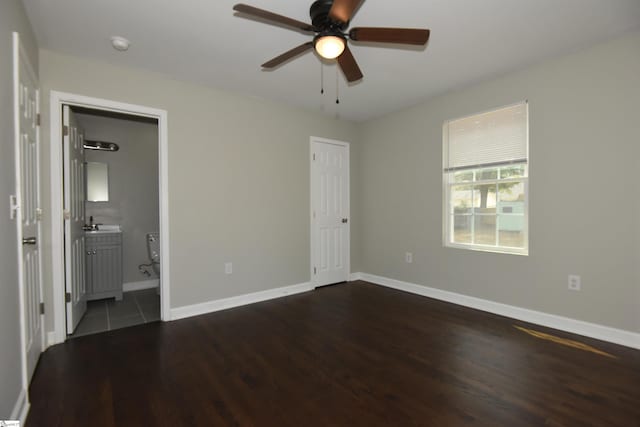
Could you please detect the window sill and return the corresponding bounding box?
[444,242,528,256]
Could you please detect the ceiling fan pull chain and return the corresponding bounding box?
[335,66,340,104]
[320,63,324,94]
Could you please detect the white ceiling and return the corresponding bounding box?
[22,0,640,122]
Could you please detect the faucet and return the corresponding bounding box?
[83,216,99,231]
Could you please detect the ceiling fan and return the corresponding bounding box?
[233,0,430,83]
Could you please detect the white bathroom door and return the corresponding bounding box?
[310,138,350,287]
[13,32,44,382]
[63,105,87,334]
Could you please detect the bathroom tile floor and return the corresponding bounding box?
[71,288,160,338]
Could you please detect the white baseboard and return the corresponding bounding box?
[349,272,362,281]
[358,272,640,350]
[171,282,314,321]
[123,279,159,292]
[47,331,57,348]
[10,387,29,425]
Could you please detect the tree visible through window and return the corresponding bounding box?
[443,102,528,254]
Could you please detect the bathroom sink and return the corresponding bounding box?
[85,225,121,234]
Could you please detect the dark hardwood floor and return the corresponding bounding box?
[27,281,640,426]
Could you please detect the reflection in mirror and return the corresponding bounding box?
[86,162,109,202]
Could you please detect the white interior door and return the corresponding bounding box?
[63,105,87,334]
[311,138,350,287]
[13,32,43,383]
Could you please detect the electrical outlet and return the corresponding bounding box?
[568,274,581,291]
[225,262,233,275]
[405,252,413,264]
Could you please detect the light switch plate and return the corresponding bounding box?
[405,252,413,263]
[9,195,18,220]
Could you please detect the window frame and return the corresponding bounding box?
[442,102,529,256]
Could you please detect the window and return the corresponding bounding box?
[443,102,528,255]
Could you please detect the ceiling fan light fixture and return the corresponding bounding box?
[314,35,345,59]
[232,2,430,83]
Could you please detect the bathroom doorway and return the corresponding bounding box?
[50,92,170,344]
[70,106,160,337]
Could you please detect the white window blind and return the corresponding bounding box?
[445,102,528,171]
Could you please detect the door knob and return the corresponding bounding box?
[22,237,37,245]
[342,218,348,223]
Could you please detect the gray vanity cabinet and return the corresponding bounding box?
[85,232,123,301]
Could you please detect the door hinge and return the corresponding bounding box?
[65,292,71,303]
[39,302,45,315]
[36,113,41,126]
[63,209,71,220]
[314,267,317,275]
[63,125,69,136]
[36,208,43,221]
[313,153,315,161]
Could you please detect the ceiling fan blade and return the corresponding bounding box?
[337,45,363,82]
[328,0,364,24]
[233,4,315,33]
[262,42,315,69]
[349,27,430,45]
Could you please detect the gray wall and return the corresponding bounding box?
[76,113,160,284]
[357,31,640,333]
[29,16,640,358]
[0,0,39,417]
[38,49,361,332]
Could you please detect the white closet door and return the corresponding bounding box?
[14,32,44,382]
[311,138,350,287]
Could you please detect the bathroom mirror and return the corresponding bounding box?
[86,162,109,202]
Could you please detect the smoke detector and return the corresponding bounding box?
[110,36,131,51]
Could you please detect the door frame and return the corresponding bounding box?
[309,136,350,287]
[50,91,170,345]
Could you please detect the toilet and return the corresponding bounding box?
[146,232,160,277]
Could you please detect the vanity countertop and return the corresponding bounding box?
[85,229,122,235]
[85,225,121,234]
